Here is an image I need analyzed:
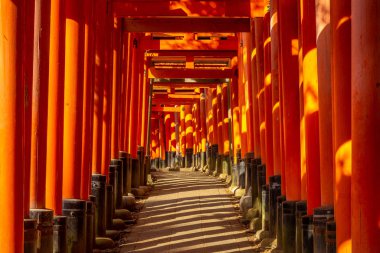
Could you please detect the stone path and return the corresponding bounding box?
[120,169,254,253]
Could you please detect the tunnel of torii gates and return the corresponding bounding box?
[0,0,379,252]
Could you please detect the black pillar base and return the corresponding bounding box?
[62,199,87,253]
[185,148,193,168]
[91,174,107,236]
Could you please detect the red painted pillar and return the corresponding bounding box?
[251,26,261,159]
[216,86,223,155]
[22,0,35,217]
[352,0,380,251]
[140,57,149,147]
[128,33,139,158]
[254,17,266,163]
[150,119,159,160]
[63,0,84,199]
[46,0,65,213]
[241,32,254,155]
[315,0,334,206]
[0,1,24,251]
[300,0,321,214]
[211,88,219,150]
[231,77,241,162]
[199,91,207,155]
[164,113,172,156]
[158,115,166,162]
[270,0,282,176]
[185,104,194,167]
[221,84,230,156]
[122,33,132,152]
[81,0,95,199]
[206,89,214,146]
[30,0,51,209]
[278,0,301,200]
[180,105,186,158]
[100,11,113,176]
[110,17,122,159]
[237,36,247,158]
[92,0,106,174]
[263,12,274,182]
[297,0,307,201]
[331,0,352,251]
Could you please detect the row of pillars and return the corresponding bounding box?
[0,0,151,252]
[227,1,379,253]
[142,1,380,252]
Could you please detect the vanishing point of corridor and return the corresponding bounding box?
[121,169,253,253]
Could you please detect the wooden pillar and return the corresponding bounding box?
[216,86,223,155]
[300,0,321,214]
[100,10,113,176]
[263,12,274,182]
[180,105,186,157]
[150,119,159,159]
[270,0,282,176]
[315,0,334,206]
[200,91,207,154]
[211,88,219,149]
[331,0,352,251]
[237,35,247,158]
[128,33,139,158]
[92,0,106,174]
[164,113,172,155]
[110,17,122,159]
[0,0,24,251]
[241,32,254,154]
[80,0,95,200]
[254,17,266,163]
[278,0,301,200]
[63,0,84,199]
[297,0,307,201]
[158,115,166,161]
[231,77,241,162]
[22,0,35,217]
[30,0,51,209]
[251,26,261,159]
[221,84,230,155]
[122,33,132,152]
[206,89,214,145]
[351,0,380,251]
[140,58,149,147]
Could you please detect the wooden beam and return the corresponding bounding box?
[153,98,197,105]
[153,78,226,84]
[148,67,234,79]
[145,50,237,58]
[152,106,181,113]
[153,94,200,99]
[139,34,238,50]
[124,17,251,33]
[154,84,217,89]
[112,0,250,18]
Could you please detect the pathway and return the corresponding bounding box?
[120,169,254,253]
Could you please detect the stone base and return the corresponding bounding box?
[239,195,252,216]
[225,175,232,186]
[131,188,145,198]
[234,188,245,198]
[169,166,180,171]
[228,185,239,194]
[219,173,228,182]
[105,230,120,240]
[94,237,115,250]
[114,209,133,220]
[122,195,136,211]
[111,218,126,230]
[255,229,270,241]
[246,208,259,220]
[250,217,262,232]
